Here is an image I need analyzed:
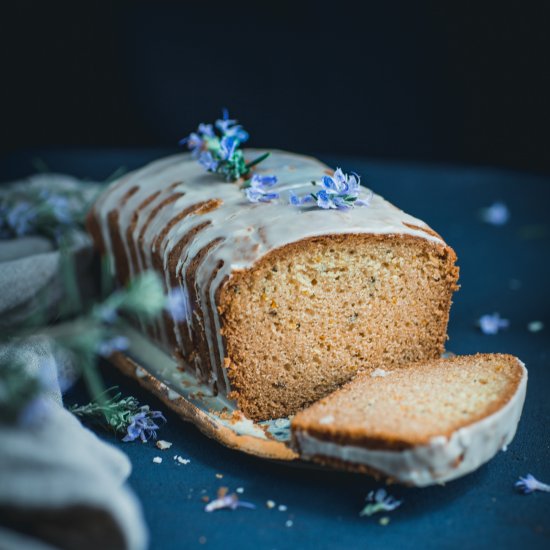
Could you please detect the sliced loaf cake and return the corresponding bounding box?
[292,354,527,486]
[87,150,459,420]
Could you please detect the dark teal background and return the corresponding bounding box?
[1,150,549,549]
[2,1,550,173]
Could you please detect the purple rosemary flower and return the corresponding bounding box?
[97,336,129,358]
[515,474,550,494]
[245,174,279,203]
[179,123,216,157]
[205,492,256,513]
[215,109,249,142]
[291,168,372,210]
[179,110,267,181]
[288,191,314,206]
[478,313,509,335]
[122,406,166,442]
[165,287,189,323]
[360,488,402,517]
[480,201,510,226]
[198,151,219,172]
[218,135,239,162]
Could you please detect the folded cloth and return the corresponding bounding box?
[0,175,148,550]
[0,173,100,327]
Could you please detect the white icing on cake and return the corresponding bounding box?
[94,150,446,395]
[295,361,527,486]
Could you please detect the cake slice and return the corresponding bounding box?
[292,354,527,486]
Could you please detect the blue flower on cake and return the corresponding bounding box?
[290,168,372,210]
[244,174,279,203]
[198,150,219,172]
[179,109,269,181]
[215,109,249,142]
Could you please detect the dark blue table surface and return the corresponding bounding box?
[2,150,549,550]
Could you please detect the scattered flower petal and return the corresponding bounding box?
[515,474,550,494]
[527,321,544,333]
[480,201,510,225]
[204,492,256,512]
[478,313,509,335]
[360,488,402,517]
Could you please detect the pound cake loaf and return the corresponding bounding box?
[87,150,459,421]
[292,354,527,485]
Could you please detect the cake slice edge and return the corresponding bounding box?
[291,354,527,486]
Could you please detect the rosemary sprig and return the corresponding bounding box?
[70,387,166,442]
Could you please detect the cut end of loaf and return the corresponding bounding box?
[220,233,459,421]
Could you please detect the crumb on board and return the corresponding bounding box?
[153,457,162,464]
[156,440,173,450]
[278,505,288,512]
[379,517,390,526]
[285,520,293,528]
[236,487,244,494]
[216,473,223,479]
[266,500,276,509]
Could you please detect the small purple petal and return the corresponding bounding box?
[199,151,219,172]
[481,202,510,226]
[478,313,509,335]
[515,474,550,494]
